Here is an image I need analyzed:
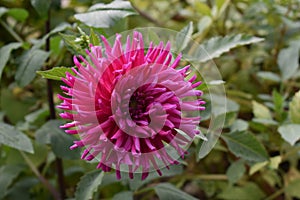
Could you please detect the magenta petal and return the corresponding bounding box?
[57,32,205,180]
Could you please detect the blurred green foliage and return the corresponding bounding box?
[0,0,300,199]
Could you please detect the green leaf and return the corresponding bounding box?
[226,160,246,184]
[252,118,278,126]
[0,89,33,124]
[250,155,281,175]
[231,119,249,132]
[7,8,29,22]
[30,0,51,17]
[37,66,74,80]
[187,34,264,63]
[176,21,193,52]
[15,49,50,87]
[0,164,24,199]
[289,90,300,124]
[218,182,265,200]
[277,44,300,80]
[89,28,101,46]
[215,0,230,16]
[0,122,34,153]
[75,170,104,200]
[60,33,85,55]
[36,120,80,159]
[128,165,183,190]
[33,23,71,49]
[222,131,269,162]
[197,16,212,36]
[74,1,136,28]
[112,191,133,200]
[285,179,300,198]
[0,42,22,81]
[0,7,8,18]
[257,71,281,82]
[194,2,211,16]
[272,90,286,122]
[278,124,300,146]
[249,161,268,175]
[252,101,272,119]
[6,178,39,200]
[154,183,198,200]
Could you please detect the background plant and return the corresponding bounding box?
[0,0,299,199]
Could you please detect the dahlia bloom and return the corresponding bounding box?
[58,31,205,180]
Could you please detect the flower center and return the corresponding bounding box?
[129,86,152,126]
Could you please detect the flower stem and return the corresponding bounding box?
[174,173,228,181]
[129,1,164,27]
[45,7,66,199]
[20,151,61,200]
[0,20,24,43]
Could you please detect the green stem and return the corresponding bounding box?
[176,173,228,181]
[20,151,61,200]
[44,6,66,199]
[0,20,23,43]
[129,0,164,27]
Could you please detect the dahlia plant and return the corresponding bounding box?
[58,31,205,180]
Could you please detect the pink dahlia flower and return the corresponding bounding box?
[58,31,205,180]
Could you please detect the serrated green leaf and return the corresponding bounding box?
[289,90,300,124]
[36,120,80,159]
[278,124,300,146]
[75,170,104,200]
[187,34,264,63]
[252,101,272,119]
[7,8,28,22]
[176,21,193,52]
[0,42,22,81]
[154,183,198,200]
[15,49,50,87]
[30,0,51,17]
[0,122,34,153]
[222,131,268,162]
[277,44,300,80]
[74,1,136,28]
[226,160,246,184]
[60,33,85,55]
[37,66,74,80]
[0,164,24,199]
